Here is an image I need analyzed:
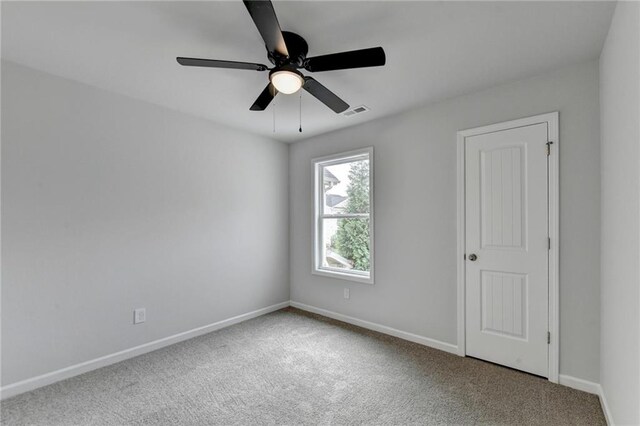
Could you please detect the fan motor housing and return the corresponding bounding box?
[268,31,309,68]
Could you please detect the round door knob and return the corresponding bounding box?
[468,254,477,261]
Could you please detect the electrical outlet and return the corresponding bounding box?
[134,308,146,324]
[344,288,350,299]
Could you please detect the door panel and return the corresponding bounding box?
[465,122,548,377]
[481,270,527,339]
[481,146,525,249]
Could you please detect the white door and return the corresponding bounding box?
[465,122,549,377]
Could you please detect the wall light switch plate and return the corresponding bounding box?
[344,288,350,299]
[134,308,146,324]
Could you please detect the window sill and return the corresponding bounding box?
[312,268,374,285]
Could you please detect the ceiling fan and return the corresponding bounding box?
[176,0,386,114]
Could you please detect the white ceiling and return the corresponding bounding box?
[1,1,615,143]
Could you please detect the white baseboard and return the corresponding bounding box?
[597,384,615,426]
[293,305,615,425]
[290,301,459,355]
[294,301,615,423]
[0,301,290,400]
[1,299,615,426]
[558,375,613,425]
[558,374,600,395]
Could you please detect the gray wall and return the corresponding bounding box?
[1,61,289,386]
[599,2,640,424]
[290,61,601,383]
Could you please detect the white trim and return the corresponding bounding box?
[290,301,459,355]
[457,112,558,139]
[456,132,466,357]
[456,112,560,382]
[312,268,373,285]
[311,148,372,167]
[558,374,600,395]
[2,298,608,421]
[546,112,560,383]
[597,385,615,426]
[311,146,375,285]
[0,301,290,400]
[559,375,614,425]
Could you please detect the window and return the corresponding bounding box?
[313,147,374,284]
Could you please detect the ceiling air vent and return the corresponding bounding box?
[343,105,370,117]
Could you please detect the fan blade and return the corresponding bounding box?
[177,57,269,71]
[303,77,349,113]
[243,0,289,57]
[250,84,278,111]
[305,47,386,72]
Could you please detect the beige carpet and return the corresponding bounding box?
[1,307,605,425]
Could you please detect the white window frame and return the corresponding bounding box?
[312,147,374,284]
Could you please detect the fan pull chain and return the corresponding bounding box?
[299,92,303,133]
[272,97,276,133]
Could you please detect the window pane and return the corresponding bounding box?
[323,158,369,214]
[321,217,370,273]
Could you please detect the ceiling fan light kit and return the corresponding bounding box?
[176,0,386,114]
[270,68,304,94]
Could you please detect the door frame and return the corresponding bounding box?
[456,112,559,383]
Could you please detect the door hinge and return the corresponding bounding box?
[547,331,551,344]
[546,141,554,156]
[548,237,551,250]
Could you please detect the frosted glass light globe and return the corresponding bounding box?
[270,70,304,94]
